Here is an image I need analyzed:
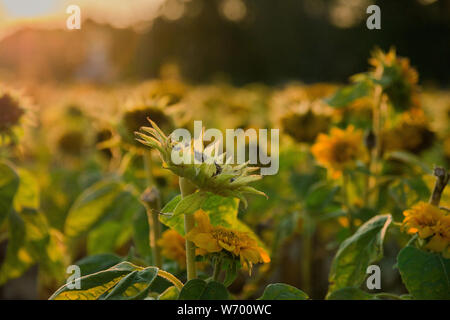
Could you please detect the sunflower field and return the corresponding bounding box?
[1,0,450,303]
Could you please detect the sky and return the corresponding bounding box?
[0,0,169,36]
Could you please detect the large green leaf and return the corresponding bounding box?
[178,279,229,300]
[75,253,124,276]
[14,168,40,212]
[326,287,379,300]
[258,283,309,300]
[325,81,371,108]
[397,246,450,300]
[0,210,31,285]
[64,180,124,238]
[327,214,392,294]
[64,180,141,239]
[160,194,239,236]
[49,261,159,300]
[173,191,208,217]
[0,161,19,226]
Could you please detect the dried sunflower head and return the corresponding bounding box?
[135,119,266,207]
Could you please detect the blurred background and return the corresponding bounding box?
[0,0,449,86]
[1,0,450,300]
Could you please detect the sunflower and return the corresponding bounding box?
[135,119,266,206]
[311,126,366,178]
[382,109,435,154]
[157,229,187,268]
[0,87,30,145]
[369,48,420,111]
[186,210,270,273]
[280,101,333,143]
[121,99,174,149]
[402,202,450,257]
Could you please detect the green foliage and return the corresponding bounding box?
[259,283,309,300]
[178,279,229,300]
[325,81,371,108]
[50,261,160,300]
[327,214,392,294]
[397,246,450,300]
[0,161,19,226]
[326,287,379,300]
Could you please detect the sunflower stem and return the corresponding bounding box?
[369,85,384,206]
[429,167,449,207]
[212,257,222,281]
[141,187,162,268]
[179,177,198,280]
[342,172,355,233]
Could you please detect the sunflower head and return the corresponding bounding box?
[135,119,266,206]
[311,126,366,179]
[402,202,450,257]
[280,101,333,143]
[382,109,435,154]
[121,99,174,149]
[369,47,420,111]
[186,210,270,273]
[157,229,187,268]
[57,130,85,156]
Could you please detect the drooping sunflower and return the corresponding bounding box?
[120,98,174,150]
[369,47,420,111]
[382,108,435,154]
[0,87,31,145]
[280,101,333,144]
[186,210,270,273]
[311,126,366,178]
[157,229,187,268]
[402,202,450,258]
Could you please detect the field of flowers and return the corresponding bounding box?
[1,48,450,300]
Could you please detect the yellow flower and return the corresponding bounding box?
[186,210,270,273]
[402,202,450,254]
[158,229,187,268]
[311,126,365,179]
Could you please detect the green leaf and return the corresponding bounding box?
[64,180,141,239]
[326,287,379,300]
[49,261,159,300]
[64,180,123,238]
[327,214,392,294]
[160,194,239,236]
[0,161,19,226]
[75,254,123,276]
[103,267,159,300]
[173,191,208,217]
[13,168,40,212]
[325,81,371,108]
[0,210,31,285]
[158,286,180,300]
[259,283,309,300]
[178,279,229,300]
[397,246,450,300]
[388,151,432,174]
